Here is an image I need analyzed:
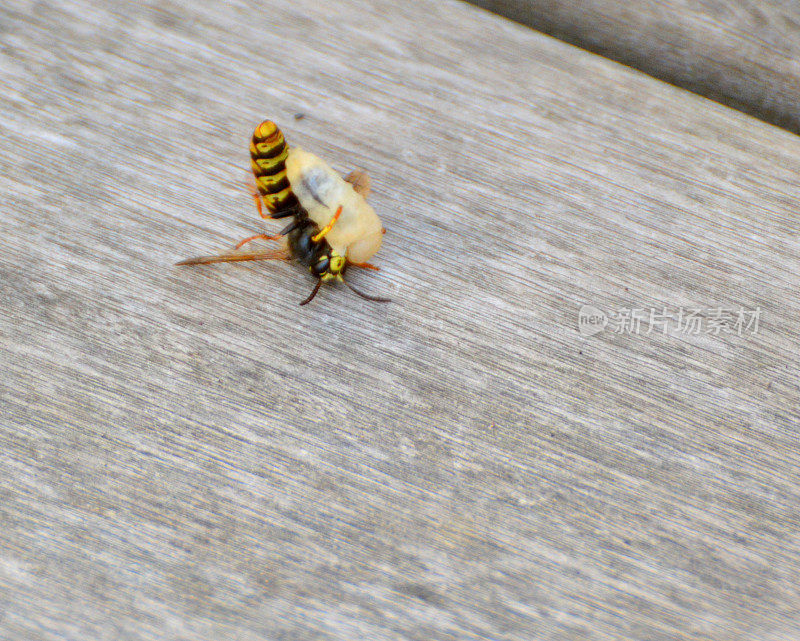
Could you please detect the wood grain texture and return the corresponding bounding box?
[1,0,799,639]
[468,0,800,134]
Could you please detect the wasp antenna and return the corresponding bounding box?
[341,278,391,303]
[311,205,343,243]
[299,279,323,306]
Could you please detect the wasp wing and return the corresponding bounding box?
[344,169,371,198]
[175,248,290,266]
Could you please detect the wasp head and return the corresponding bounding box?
[311,251,346,282]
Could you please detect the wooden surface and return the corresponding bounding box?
[2,0,800,639]
[469,0,800,134]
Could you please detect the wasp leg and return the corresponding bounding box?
[246,176,269,220]
[234,219,303,250]
[299,279,323,306]
[348,261,380,271]
[311,205,343,243]
[235,233,284,250]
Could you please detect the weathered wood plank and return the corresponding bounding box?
[468,0,800,134]
[1,0,799,639]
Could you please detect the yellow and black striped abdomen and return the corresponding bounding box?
[250,120,299,217]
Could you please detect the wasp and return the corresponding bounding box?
[177,120,389,306]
